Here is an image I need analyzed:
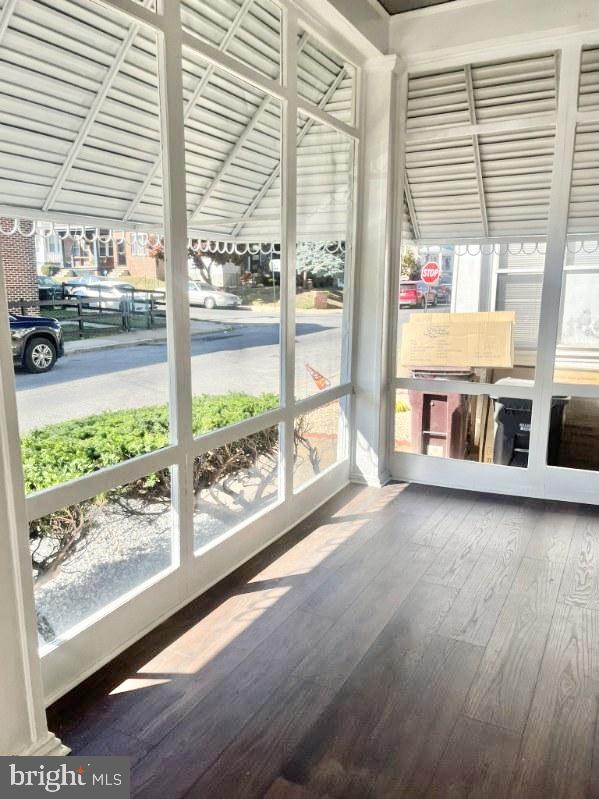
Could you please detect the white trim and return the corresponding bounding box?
[92,0,163,31]
[181,31,288,103]
[405,114,557,146]
[528,44,581,469]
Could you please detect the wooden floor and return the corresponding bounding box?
[49,482,599,798]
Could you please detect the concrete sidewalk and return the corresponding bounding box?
[64,319,233,355]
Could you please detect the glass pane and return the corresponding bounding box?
[547,395,599,470]
[397,242,545,383]
[4,226,170,494]
[554,242,599,385]
[295,113,353,400]
[32,472,173,647]
[0,2,169,490]
[294,400,344,491]
[297,28,356,126]
[194,425,280,552]
[182,52,282,420]
[394,389,534,467]
[181,0,281,82]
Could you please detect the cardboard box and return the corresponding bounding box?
[400,311,515,369]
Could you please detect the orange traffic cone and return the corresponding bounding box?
[305,363,331,391]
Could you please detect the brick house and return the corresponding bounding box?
[0,218,38,314]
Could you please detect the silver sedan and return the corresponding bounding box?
[188,281,241,309]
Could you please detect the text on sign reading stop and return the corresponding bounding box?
[420,261,441,284]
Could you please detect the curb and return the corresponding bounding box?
[64,323,235,355]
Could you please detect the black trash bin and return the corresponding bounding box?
[492,386,568,467]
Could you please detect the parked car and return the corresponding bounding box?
[64,276,134,310]
[399,280,437,308]
[188,281,241,309]
[10,314,64,373]
[435,276,452,305]
[36,275,62,303]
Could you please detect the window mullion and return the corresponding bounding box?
[280,4,298,502]
[157,2,194,568]
[528,44,582,472]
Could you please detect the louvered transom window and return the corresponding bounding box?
[297,28,356,126]
[579,47,599,112]
[180,0,282,82]
[0,0,162,225]
[405,137,483,239]
[0,0,356,241]
[567,123,599,236]
[404,52,558,241]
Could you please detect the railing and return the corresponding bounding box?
[9,286,166,337]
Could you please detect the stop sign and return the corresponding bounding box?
[421,261,441,284]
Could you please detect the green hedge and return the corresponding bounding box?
[22,393,279,494]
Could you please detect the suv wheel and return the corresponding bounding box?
[204,296,216,310]
[24,337,57,373]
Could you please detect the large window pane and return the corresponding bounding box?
[0,1,170,490]
[295,114,354,400]
[546,395,599,471]
[394,388,535,467]
[294,400,344,491]
[182,51,282,420]
[554,242,599,385]
[194,425,280,553]
[397,242,545,383]
[5,226,170,493]
[32,471,173,647]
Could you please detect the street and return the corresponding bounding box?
[15,310,343,433]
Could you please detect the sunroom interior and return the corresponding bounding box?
[3,0,599,794]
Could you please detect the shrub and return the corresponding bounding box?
[25,393,279,579]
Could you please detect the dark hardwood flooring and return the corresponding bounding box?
[48,482,599,798]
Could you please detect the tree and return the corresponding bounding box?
[187,240,244,284]
[296,241,344,286]
[401,245,419,281]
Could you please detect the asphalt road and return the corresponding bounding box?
[15,311,343,433]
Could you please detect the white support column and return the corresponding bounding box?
[528,44,581,472]
[157,3,194,566]
[0,258,67,756]
[280,5,298,500]
[351,55,400,486]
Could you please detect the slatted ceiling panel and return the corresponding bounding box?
[471,55,557,121]
[402,196,415,241]
[405,137,483,238]
[579,48,599,111]
[0,0,353,238]
[297,28,355,125]
[180,0,281,82]
[406,69,469,131]
[406,52,559,239]
[568,124,599,236]
[479,129,554,236]
[0,0,163,222]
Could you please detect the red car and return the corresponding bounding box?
[399,280,437,308]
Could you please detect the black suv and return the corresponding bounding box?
[10,314,64,373]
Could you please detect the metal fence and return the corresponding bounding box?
[9,285,166,337]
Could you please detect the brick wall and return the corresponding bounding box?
[0,218,39,314]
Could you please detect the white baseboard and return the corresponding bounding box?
[22,732,70,756]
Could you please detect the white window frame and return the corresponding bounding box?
[0,0,365,702]
[390,35,599,507]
